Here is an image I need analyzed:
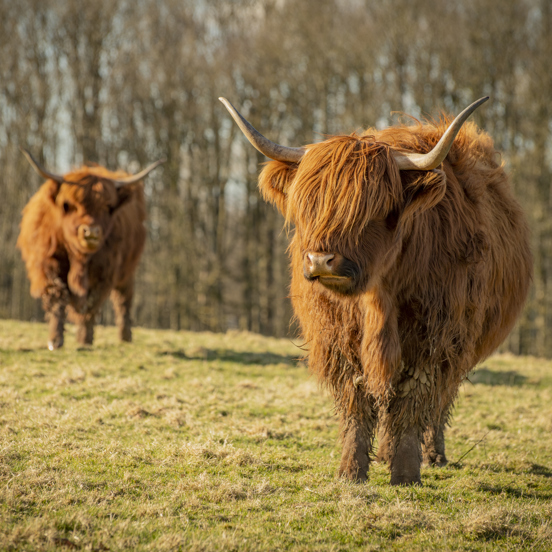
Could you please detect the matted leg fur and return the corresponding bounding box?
[422,415,448,467]
[390,426,422,486]
[76,316,95,345]
[379,413,449,467]
[46,305,66,350]
[337,392,378,482]
[111,282,134,343]
[43,282,69,351]
[338,420,372,482]
[375,425,393,464]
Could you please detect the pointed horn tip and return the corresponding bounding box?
[473,96,489,107]
[219,97,233,112]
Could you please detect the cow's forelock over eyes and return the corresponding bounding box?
[55,175,120,255]
[288,136,403,294]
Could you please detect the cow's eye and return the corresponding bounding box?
[62,201,73,214]
[385,210,399,231]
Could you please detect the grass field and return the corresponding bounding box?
[1,319,551,551]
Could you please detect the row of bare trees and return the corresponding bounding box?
[1,0,551,355]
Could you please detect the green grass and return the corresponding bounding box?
[1,320,551,551]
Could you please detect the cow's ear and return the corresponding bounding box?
[45,180,62,204]
[258,160,297,215]
[112,185,135,212]
[400,169,446,222]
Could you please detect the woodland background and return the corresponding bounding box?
[0,0,551,356]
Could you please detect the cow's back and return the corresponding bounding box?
[379,120,532,376]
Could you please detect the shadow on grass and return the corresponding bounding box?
[468,367,527,386]
[158,348,301,366]
[462,461,552,480]
[478,483,552,500]
[528,463,552,478]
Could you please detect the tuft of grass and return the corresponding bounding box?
[1,320,551,551]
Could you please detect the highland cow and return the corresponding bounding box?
[17,150,163,350]
[220,96,532,485]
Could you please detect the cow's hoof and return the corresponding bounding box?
[422,453,448,467]
[338,465,368,483]
[390,474,422,486]
[48,338,63,350]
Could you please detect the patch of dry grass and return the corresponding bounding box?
[1,320,551,551]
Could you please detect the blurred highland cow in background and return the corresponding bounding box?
[17,151,163,350]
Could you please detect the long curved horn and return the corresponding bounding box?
[219,97,305,163]
[110,159,166,188]
[21,148,64,183]
[391,97,489,170]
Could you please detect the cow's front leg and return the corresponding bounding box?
[375,424,393,464]
[389,426,422,485]
[76,315,95,345]
[338,420,372,482]
[111,281,134,343]
[42,280,69,350]
[422,415,448,467]
[46,302,66,350]
[337,392,377,482]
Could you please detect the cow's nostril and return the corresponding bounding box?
[306,253,336,275]
[80,225,101,243]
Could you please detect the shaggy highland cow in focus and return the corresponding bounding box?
[220,96,532,485]
[17,151,163,350]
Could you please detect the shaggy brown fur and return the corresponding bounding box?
[17,165,146,349]
[258,118,532,485]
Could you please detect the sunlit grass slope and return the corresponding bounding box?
[1,320,551,551]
